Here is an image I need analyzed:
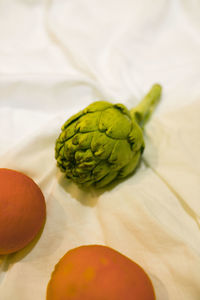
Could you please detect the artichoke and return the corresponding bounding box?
[55,84,161,188]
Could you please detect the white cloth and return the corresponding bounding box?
[0,0,200,299]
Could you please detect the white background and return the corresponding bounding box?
[0,0,200,299]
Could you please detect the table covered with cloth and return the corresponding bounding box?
[0,0,200,299]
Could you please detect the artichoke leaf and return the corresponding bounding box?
[84,101,112,113]
[128,121,144,152]
[72,132,94,149]
[76,111,101,133]
[118,151,141,178]
[109,140,133,169]
[91,131,114,160]
[61,109,84,130]
[114,103,131,117]
[95,170,118,188]
[55,142,63,159]
[92,161,111,182]
[75,149,95,163]
[99,107,132,139]
[64,139,80,160]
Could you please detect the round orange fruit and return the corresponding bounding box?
[46,245,155,300]
[0,168,46,255]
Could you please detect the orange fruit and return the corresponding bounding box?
[0,168,46,255]
[46,245,155,300]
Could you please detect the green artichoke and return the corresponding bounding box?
[55,84,161,188]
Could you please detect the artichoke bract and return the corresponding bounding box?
[55,84,161,188]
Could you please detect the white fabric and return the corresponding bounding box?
[0,0,200,299]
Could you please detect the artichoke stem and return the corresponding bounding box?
[130,84,162,127]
